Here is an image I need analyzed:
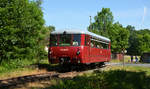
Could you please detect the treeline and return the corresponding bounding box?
[0,0,54,64]
[88,8,150,56]
[127,27,150,55]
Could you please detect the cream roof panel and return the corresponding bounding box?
[51,29,110,42]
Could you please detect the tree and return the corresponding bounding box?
[126,25,139,55]
[0,0,45,63]
[41,25,55,46]
[127,28,150,56]
[88,8,129,53]
[136,31,150,55]
[109,22,130,53]
[88,8,113,37]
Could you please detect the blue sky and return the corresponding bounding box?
[42,0,150,30]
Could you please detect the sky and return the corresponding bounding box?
[41,0,150,30]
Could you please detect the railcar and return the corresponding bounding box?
[48,30,111,65]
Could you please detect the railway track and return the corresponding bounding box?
[0,72,57,88]
[0,64,107,89]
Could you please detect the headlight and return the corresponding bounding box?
[76,50,80,55]
[49,51,52,54]
[49,50,52,55]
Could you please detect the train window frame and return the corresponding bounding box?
[90,36,109,49]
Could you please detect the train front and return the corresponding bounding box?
[48,31,82,65]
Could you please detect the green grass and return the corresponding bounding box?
[43,66,150,89]
[0,59,35,73]
[0,58,50,79]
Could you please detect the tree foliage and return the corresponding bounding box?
[136,30,150,55]
[88,8,129,53]
[0,0,46,63]
[127,26,150,56]
[126,25,139,55]
[41,25,55,46]
[109,22,129,53]
[88,8,113,37]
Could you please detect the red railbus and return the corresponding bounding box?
[48,30,111,65]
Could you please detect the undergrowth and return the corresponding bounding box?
[48,70,150,89]
[0,58,48,74]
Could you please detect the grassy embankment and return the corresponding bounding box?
[0,59,50,80]
[35,55,150,89]
[6,65,149,89]
[47,66,150,89]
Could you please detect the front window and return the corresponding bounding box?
[72,34,81,46]
[59,34,71,46]
[50,34,81,46]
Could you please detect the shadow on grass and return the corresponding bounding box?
[43,70,150,89]
[37,63,60,71]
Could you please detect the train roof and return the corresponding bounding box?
[51,29,110,42]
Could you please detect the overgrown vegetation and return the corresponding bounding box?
[0,0,44,62]
[0,58,50,80]
[0,59,36,74]
[46,66,150,89]
[0,0,54,72]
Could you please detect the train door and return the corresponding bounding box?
[108,42,111,61]
[90,37,96,62]
[84,35,90,63]
[101,42,110,61]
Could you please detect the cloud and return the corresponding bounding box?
[142,6,147,24]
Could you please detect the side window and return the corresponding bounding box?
[88,36,109,49]
[97,42,102,49]
[91,40,95,47]
[95,41,100,48]
[102,43,109,49]
[91,37,100,48]
[90,37,95,48]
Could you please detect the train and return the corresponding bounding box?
[48,29,111,66]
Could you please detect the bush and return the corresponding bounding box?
[0,58,36,73]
